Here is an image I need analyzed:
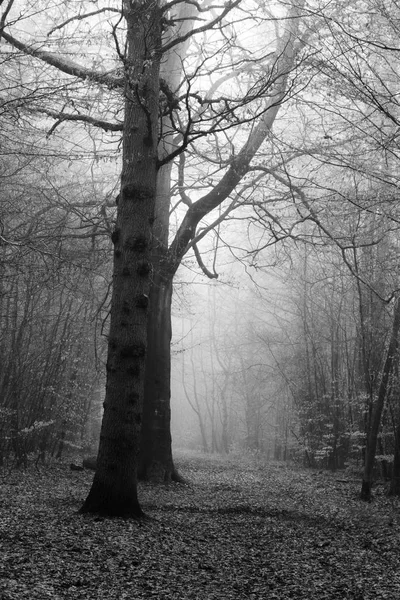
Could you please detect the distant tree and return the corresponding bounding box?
[0,178,107,467]
[290,0,400,490]
[0,67,109,467]
[361,296,400,500]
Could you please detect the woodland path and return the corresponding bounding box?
[0,452,399,599]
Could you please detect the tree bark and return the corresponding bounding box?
[361,297,400,501]
[139,2,198,482]
[389,423,400,496]
[80,1,161,517]
[139,261,184,481]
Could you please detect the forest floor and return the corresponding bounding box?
[0,452,399,600]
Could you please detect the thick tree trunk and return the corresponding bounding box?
[139,260,184,482]
[361,297,400,501]
[138,3,197,482]
[80,1,161,517]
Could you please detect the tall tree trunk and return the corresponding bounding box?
[361,297,400,501]
[139,261,183,481]
[139,2,198,481]
[80,1,161,517]
[389,423,400,496]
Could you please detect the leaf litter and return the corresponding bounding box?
[0,452,399,599]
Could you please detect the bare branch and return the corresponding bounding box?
[0,30,124,88]
[31,106,124,132]
[47,7,122,36]
[0,0,15,32]
[161,0,242,54]
[177,152,192,206]
[168,97,287,268]
[111,13,126,62]
[265,166,397,304]
[303,4,400,53]
[190,196,238,248]
[167,0,305,271]
[192,242,218,278]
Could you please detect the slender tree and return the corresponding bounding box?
[361,297,400,501]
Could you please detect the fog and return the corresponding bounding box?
[170,246,295,458]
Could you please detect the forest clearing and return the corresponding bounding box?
[0,452,399,600]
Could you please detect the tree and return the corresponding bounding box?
[139,0,308,480]
[361,296,400,501]
[80,0,162,516]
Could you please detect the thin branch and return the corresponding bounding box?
[177,152,192,206]
[163,0,227,15]
[47,7,122,36]
[189,196,238,248]
[161,0,242,54]
[192,242,218,278]
[304,4,400,53]
[0,0,15,32]
[111,13,125,62]
[30,106,124,132]
[265,165,398,304]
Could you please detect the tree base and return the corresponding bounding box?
[138,460,188,484]
[171,467,188,484]
[388,476,400,497]
[79,479,145,518]
[360,479,372,502]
